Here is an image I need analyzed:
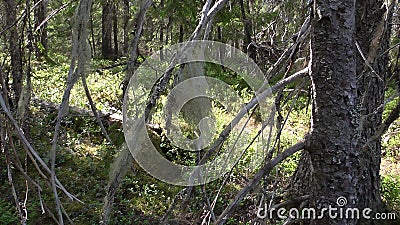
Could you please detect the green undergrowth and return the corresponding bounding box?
[381,175,400,213]
[32,57,125,112]
[0,59,399,224]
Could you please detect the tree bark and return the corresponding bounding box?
[306,1,359,224]
[122,0,129,54]
[34,0,48,57]
[102,0,114,59]
[4,0,23,108]
[239,0,255,60]
[354,0,394,220]
[290,1,394,224]
[112,3,118,57]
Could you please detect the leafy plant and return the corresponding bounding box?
[0,199,18,224]
[381,175,400,212]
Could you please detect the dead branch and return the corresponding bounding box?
[81,73,112,143]
[102,1,152,224]
[198,67,309,167]
[48,0,94,223]
[32,97,122,121]
[367,99,400,146]
[0,92,81,202]
[121,0,153,96]
[144,0,228,122]
[215,139,307,224]
[268,195,310,213]
[101,144,133,225]
[160,188,187,224]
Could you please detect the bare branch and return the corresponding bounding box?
[160,188,187,224]
[48,0,94,222]
[268,195,310,212]
[199,67,309,166]
[0,91,81,202]
[144,0,229,121]
[215,138,307,224]
[81,73,112,143]
[367,100,400,146]
[122,0,153,90]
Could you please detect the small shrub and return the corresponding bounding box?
[381,174,400,212]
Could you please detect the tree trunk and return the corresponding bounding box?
[239,0,255,60]
[121,0,152,99]
[354,0,394,221]
[112,3,118,57]
[165,16,172,45]
[159,0,164,60]
[34,0,48,57]
[90,9,96,56]
[102,0,113,59]
[307,1,359,224]
[290,0,393,224]
[179,24,184,42]
[122,0,129,55]
[4,0,23,108]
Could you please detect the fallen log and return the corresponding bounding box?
[32,97,123,122]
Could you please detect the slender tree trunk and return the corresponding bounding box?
[239,0,255,60]
[159,26,164,59]
[165,16,172,45]
[121,0,152,98]
[122,0,129,54]
[102,0,113,59]
[34,0,48,57]
[159,0,164,60]
[179,24,184,42]
[90,9,96,56]
[103,1,152,223]
[112,3,118,57]
[4,0,23,108]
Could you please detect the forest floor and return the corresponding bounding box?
[0,59,399,224]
